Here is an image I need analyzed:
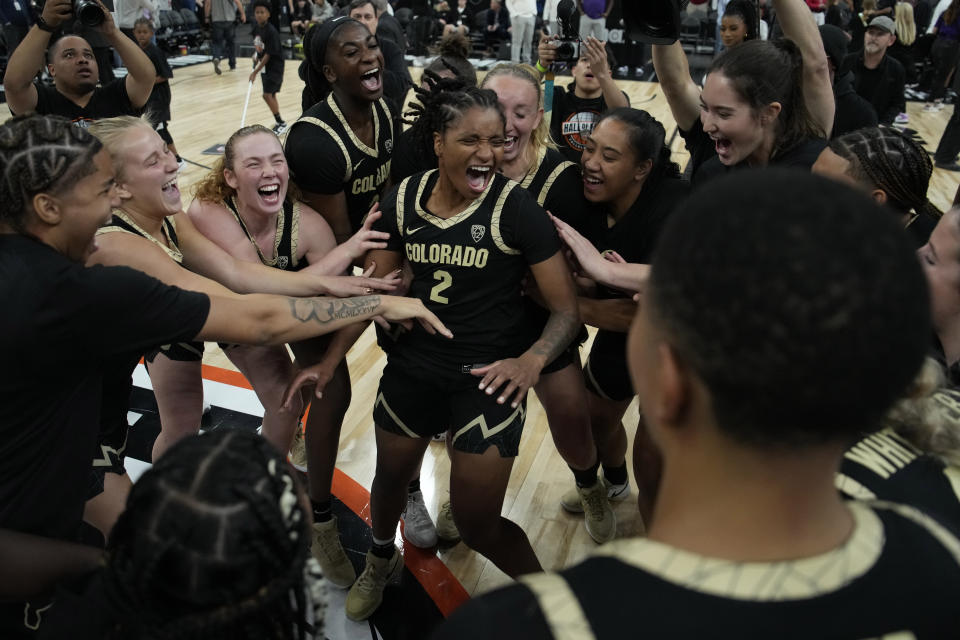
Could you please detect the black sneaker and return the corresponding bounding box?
[272,121,289,135]
[213,58,221,75]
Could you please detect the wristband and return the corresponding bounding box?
[35,16,57,32]
[535,60,548,73]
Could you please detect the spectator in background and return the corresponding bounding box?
[720,0,761,49]
[578,0,610,41]
[250,0,287,134]
[347,0,412,115]
[919,0,960,110]
[849,0,878,52]
[3,0,155,125]
[132,17,182,165]
[537,34,629,162]
[840,16,906,124]
[0,0,33,57]
[507,0,535,64]
[370,0,406,51]
[542,0,560,35]
[888,1,918,85]
[117,0,157,41]
[438,0,471,37]
[205,0,246,74]
[310,0,334,24]
[820,23,879,136]
[825,0,853,27]
[485,0,510,53]
[290,0,313,35]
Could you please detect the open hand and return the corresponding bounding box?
[470,356,539,408]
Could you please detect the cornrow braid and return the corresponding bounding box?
[101,429,324,639]
[830,126,942,221]
[0,114,103,233]
[403,71,506,166]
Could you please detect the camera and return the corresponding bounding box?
[74,0,105,26]
[554,0,580,63]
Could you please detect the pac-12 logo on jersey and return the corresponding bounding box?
[471,225,486,243]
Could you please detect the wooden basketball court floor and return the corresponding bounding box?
[144,58,959,601]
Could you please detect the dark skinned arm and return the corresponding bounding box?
[0,529,104,600]
[578,296,637,333]
[302,189,353,245]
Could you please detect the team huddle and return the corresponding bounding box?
[2,0,960,637]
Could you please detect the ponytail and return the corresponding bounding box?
[708,39,825,158]
[596,108,680,188]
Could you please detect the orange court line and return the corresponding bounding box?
[192,361,470,617]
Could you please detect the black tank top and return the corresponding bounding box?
[223,196,308,271]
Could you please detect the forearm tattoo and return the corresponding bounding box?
[531,310,579,363]
[288,295,381,324]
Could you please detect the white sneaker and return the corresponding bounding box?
[401,490,438,548]
[895,112,909,124]
[560,476,631,514]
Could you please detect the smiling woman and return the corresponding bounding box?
[81,115,402,538]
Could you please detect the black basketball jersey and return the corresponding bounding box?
[839,423,960,535]
[585,175,689,360]
[517,146,588,346]
[94,212,185,455]
[436,501,960,639]
[97,210,184,263]
[374,170,559,373]
[285,93,395,233]
[517,146,588,232]
[223,197,308,271]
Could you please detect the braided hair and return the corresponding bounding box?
[403,71,503,171]
[101,429,326,640]
[829,126,941,221]
[0,114,103,233]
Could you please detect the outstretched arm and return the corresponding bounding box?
[0,529,103,600]
[651,41,703,132]
[2,0,74,115]
[774,0,834,137]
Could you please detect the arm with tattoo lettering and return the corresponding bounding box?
[472,252,580,408]
[195,291,451,347]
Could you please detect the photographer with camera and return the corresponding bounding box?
[536,31,629,162]
[3,0,155,125]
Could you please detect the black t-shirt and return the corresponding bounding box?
[286,92,396,233]
[549,83,630,163]
[832,70,879,138]
[252,21,284,77]
[584,175,689,359]
[143,42,173,122]
[0,234,210,544]
[374,170,559,372]
[839,424,960,536]
[685,123,828,188]
[839,52,906,125]
[435,502,960,640]
[29,78,139,127]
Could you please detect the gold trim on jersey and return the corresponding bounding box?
[375,392,419,438]
[328,92,381,158]
[518,146,547,190]
[490,180,521,255]
[395,176,410,236]
[290,201,301,269]
[99,210,184,263]
[518,146,577,206]
[451,403,524,447]
[297,116,352,184]
[834,473,877,500]
[593,501,887,601]
[228,196,286,268]
[413,169,494,230]
[518,573,597,640]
